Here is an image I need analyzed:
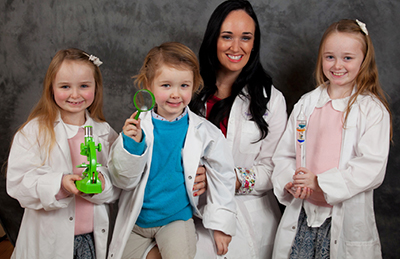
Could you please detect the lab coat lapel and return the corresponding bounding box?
[339,97,359,169]
[182,112,203,209]
[54,120,73,172]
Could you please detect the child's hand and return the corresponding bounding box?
[122,111,142,143]
[98,172,105,191]
[62,174,82,195]
[193,165,207,197]
[214,230,231,255]
[293,167,321,192]
[284,182,313,199]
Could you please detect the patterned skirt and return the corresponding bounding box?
[74,232,96,259]
[289,208,331,259]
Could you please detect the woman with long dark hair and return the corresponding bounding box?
[190,0,287,258]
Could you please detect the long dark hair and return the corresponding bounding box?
[189,0,272,141]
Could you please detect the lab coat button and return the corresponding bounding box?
[334,240,337,244]
[102,229,105,233]
[292,226,296,230]
[69,217,73,221]
[188,176,192,180]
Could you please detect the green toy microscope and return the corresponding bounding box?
[75,126,103,194]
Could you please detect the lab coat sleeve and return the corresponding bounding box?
[108,133,148,190]
[318,98,391,205]
[202,131,237,236]
[271,102,300,206]
[251,88,287,195]
[7,125,73,211]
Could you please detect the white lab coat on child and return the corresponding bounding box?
[195,85,287,259]
[107,108,237,259]
[7,112,120,259]
[272,85,390,259]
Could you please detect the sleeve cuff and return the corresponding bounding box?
[122,131,146,155]
[55,174,72,201]
[235,167,256,195]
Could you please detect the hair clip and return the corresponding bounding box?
[88,54,103,67]
[84,52,103,67]
[356,19,368,35]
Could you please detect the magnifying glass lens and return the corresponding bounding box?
[133,89,156,119]
[135,90,153,112]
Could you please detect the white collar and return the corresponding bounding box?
[151,106,188,122]
[57,110,91,139]
[316,86,352,112]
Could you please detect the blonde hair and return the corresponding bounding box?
[134,42,203,94]
[315,19,392,139]
[17,48,105,158]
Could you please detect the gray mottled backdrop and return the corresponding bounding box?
[1,0,399,257]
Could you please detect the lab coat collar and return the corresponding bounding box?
[240,85,268,98]
[316,84,355,112]
[54,110,110,137]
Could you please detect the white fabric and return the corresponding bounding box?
[272,85,390,259]
[303,200,332,227]
[195,85,287,259]
[107,108,237,259]
[7,112,120,259]
[316,86,350,111]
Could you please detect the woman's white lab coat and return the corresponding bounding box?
[195,85,287,259]
[7,113,120,259]
[107,109,237,259]
[271,86,390,259]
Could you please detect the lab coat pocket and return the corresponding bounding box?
[240,121,262,154]
[343,193,376,241]
[244,195,278,248]
[345,240,381,259]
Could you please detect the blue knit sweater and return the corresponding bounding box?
[123,114,193,228]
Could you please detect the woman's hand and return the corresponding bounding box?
[235,176,241,191]
[122,111,142,143]
[214,230,232,255]
[193,165,207,196]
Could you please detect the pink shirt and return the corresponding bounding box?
[304,100,343,207]
[69,127,94,235]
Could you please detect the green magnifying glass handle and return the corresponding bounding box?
[134,111,141,120]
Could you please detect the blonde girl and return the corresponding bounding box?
[107,42,236,259]
[272,19,392,259]
[7,48,119,259]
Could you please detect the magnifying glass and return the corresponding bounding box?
[133,89,156,119]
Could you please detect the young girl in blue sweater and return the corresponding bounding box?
[107,42,236,259]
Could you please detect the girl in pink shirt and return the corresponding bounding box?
[272,19,392,258]
[7,48,119,259]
